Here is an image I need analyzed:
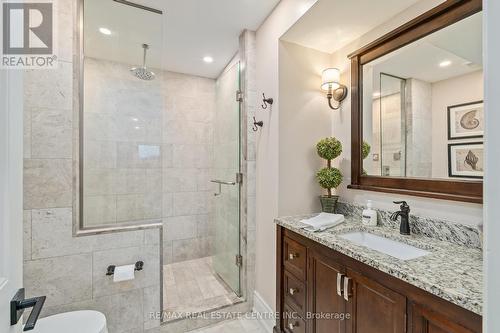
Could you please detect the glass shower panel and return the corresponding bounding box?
[212,62,241,296]
[81,0,164,228]
[379,73,407,177]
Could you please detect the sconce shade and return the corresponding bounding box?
[321,68,341,91]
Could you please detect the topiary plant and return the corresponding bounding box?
[316,137,343,163]
[317,168,343,195]
[362,141,371,160]
[316,137,343,198]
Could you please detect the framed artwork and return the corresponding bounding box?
[447,101,484,140]
[448,142,484,179]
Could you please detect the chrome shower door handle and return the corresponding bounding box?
[211,179,236,196]
[212,182,222,196]
[211,173,242,196]
[210,179,237,186]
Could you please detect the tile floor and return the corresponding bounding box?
[163,257,241,321]
[189,318,266,333]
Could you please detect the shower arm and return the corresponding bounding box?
[142,44,148,68]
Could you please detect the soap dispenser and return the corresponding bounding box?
[362,200,378,226]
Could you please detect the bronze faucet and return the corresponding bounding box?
[390,201,411,235]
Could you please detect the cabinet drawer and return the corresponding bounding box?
[284,236,306,280]
[284,270,306,318]
[284,304,306,333]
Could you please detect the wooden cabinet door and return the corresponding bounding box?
[345,268,407,333]
[307,250,346,333]
[410,303,477,333]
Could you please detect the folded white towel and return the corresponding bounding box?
[300,213,345,232]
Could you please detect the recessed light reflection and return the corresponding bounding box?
[131,117,139,122]
[99,27,112,35]
[138,145,160,160]
[439,60,452,67]
[203,56,214,63]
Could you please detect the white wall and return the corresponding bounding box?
[431,71,483,179]
[329,0,482,226]
[254,0,318,310]
[484,0,500,331]
[0,69,24,333]
[278,41,332,216]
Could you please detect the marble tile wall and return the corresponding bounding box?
[82,58,216,263]
[161,70,216,264]
[22,2,162,332]
[239,30,257,304]
[406,78,433,178]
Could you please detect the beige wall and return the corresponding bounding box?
[431,71,484,178]
[278,41,333,216]
[254,0,318,311]
[484,0,500,329]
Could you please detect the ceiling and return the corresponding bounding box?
[281,0,424,54]
[84,0,281,78]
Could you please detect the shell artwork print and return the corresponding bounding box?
[448,142,484,179]
[460,110,480,130]
[465,150,479,171]
[448,101,484,140]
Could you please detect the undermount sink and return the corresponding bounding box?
[339,232,430,261]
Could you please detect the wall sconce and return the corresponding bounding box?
[321,68,348,110]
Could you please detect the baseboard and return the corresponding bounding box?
[252,291,275,333]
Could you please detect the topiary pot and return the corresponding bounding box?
[319,195,339,213]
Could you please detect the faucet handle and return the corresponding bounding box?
[393,201,410,211]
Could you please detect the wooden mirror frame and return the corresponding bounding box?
[348,0,483,204]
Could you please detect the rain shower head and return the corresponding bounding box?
[130,43,155,81]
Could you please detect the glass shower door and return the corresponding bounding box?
[212,62,241,296]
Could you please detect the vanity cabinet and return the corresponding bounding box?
[345,268,406,333]
[276,226,482,333]
[307,250,345,333]
[409,303,476,333]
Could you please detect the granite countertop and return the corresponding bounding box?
[275,214,483,315]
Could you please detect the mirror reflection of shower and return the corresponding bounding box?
[130,43,155,80]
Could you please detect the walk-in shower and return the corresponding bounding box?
[79,0,247,327]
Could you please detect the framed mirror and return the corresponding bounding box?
[348,0,483,203]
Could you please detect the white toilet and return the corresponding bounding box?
[29,311,108,333]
